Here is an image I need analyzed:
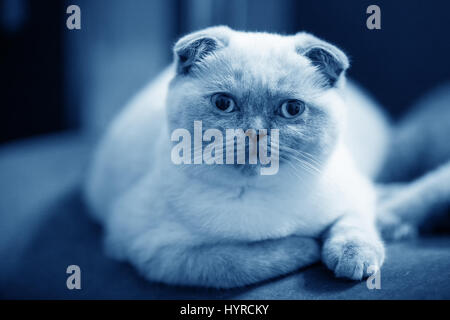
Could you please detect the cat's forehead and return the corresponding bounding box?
[227,31,300,66]
[199,32,326,98]
[230,31,293,49]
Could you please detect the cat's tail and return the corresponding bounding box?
[376,160,450,240]
[376,83,450,240]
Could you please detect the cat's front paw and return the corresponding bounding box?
[322,236,385,280]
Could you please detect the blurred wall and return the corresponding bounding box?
[0,0,65,143]
[64,0,177,135]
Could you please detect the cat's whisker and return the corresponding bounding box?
[280,147,322,173]
[297,150,322,167]
[280,149,320,172]
[281,146,322,166]
[282,153,320,176]
[290,156,321,174]
[282,157,308,180]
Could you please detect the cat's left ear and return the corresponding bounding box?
[295,33,349,87]
[173,26,231,75]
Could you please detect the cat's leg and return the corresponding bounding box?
[104,189,321,288]
[322,215,385,280]
[138,235,318,288]
[106,223,320,288]
[377,160,450,240]
[376,183,418,240]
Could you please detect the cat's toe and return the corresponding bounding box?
[322,238,384,280]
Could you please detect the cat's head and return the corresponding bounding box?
[166,26,349,184]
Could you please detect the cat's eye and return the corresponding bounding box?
[211,93,236,113]
[280,100,306,119]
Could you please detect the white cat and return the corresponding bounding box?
[84,26,389,288]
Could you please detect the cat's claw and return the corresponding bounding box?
[322,238,384,280]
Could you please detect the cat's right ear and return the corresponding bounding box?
[295,32,349,87]
[173,26,231,75]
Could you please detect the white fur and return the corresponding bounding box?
[85,28,388,287]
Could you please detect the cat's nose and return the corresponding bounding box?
[251,116,265,131]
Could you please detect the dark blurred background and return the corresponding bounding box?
[1,0,450,144]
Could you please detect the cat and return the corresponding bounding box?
[84,26,390,288]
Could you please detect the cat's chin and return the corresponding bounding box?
[187,163,292,188]
[195,164,262,180]
[218,163,281,179]
[233,164,261,177]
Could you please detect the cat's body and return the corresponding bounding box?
[85,27,390,288]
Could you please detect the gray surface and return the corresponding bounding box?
[0,133,449,299]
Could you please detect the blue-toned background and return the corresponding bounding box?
[2,0,450,143]
[1,0,449,299]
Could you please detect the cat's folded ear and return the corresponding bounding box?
[174,26,231,75]
[295,32,349,87]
